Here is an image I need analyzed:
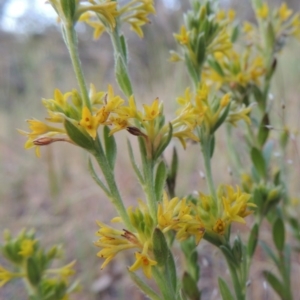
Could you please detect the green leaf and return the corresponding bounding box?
[210,135,215,158]
[182,272,201,300]
[170,147,178,180]
[127,139,144,185]
[250,147,266,179]
[231,25,239,43]
[152,228,168,266]
[220,246,237,268]
[263,271,285,299]
[211,102,231,134]
[155,161,167,202]
[87,157,110,196]
[103,126,117,170]
[196,34,206,67]
[257,114,270,148]
[27,257,41,286]
[153,123,173,160]
[260,241,279,267]
[64,119,95,151]
[218,278,235,300]
[185,53,199,85]
[272,218,285,252]
[166,248,177,294]
[119,34,128,63]
[128,271,161,300]
[115,54,133,97]
[208,59,225,77]
[247,223,259,258]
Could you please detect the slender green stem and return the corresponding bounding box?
[225,125,243,176]
[223,255,245,300]
[64,24,91,111]
[92,138,132,231]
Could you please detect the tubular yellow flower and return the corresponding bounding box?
[213,219,226,235]
[157,192,205,244]
[174,25,189,45]
[105,85,125,113]
[78,1,118,30]
[278,3,292,22]
[18,239,36,257]
[257,3,269,19]
[119,0,155,38]
[142,98,160,121]
[128,241,157,279]
[0,265,21,287]
[221,185,255,224]
[47,260,76,279]
[79,106,99,139]
[108,116,129,135]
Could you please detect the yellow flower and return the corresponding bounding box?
[105,85,125,113]
[0,265,20,287]
[174,25,189,45]
[278,3,292,22]
[108,116,129,135]
[115,95,140,119]
[257,3,269,19]
[119,0,156,38]
[79,106,99,139]
[25,119,65,139]
[47,260,76,279]
[221,185,255,224]
[79,13,106,40]
[228,9,236,22]
[142,98,160,121]
[157,192,205,244]
[129,242,157,279]
[243,21,254,34]
[18,239,36,257]
[220,94,231,107]
[78,1,118,30]
[213,219,226,235]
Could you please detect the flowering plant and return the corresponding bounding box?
[2,0,300,299]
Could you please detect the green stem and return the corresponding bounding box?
[92,138,132,231]
[225,124,243,176]
[64,24,91,111]
[223,254,245,300]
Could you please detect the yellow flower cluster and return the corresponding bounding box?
[197,185,255,236]
[203,50,266,90]
[80,0,155,39]
[256,2,300,41]
[95,186,254,278]
[20,84,200,157]
[176,84,251,135]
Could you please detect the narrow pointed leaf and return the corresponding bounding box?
[128,271,161,300]
[153,228,168,266]
[247,223,259,258]
[155,161,167,202]
[88,157,110,196]
[250,147,266,178]
[272,218,285,252]
[103,126,117,170]
[182,272,201,300]
[218,278,235,300]
[263,271,285,299]
[127,139,144,185]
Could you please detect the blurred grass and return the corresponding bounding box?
[0,2,300,300]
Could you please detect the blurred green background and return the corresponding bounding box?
[0,0,300,299]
